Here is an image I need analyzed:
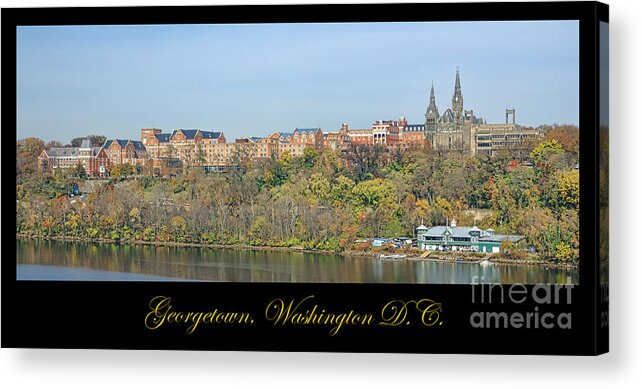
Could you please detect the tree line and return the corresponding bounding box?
[15,125,580,261]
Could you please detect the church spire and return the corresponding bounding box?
[430,81,436,104]
[452,67,463,120]
[455,67,461,91]
[425,81,440,131]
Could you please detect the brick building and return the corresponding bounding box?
[323,124,351,150]
[103,139,148,167]
[37,139,110,177]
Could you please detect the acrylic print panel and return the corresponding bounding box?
[16,20,580,284]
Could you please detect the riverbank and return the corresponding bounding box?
[15,233,577,270]
[16,233,378,258]
[403,253,578,270]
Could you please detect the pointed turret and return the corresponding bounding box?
[455,67,461,90]
[452,67,464,121]
[425,81,440,132]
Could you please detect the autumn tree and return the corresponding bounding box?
[16,137,45,178]
[110,163,134,179]
[545,125,579,159]
[343,143,384,182]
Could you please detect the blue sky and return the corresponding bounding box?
[17,21,579,142]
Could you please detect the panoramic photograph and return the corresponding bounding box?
[15,21,580,283]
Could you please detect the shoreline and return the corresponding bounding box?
[15,233,379,258]
[15,233,577,270]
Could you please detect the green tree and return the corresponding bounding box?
[70,163,87,179]
[302,147,318,169]
[332,175,355,204]
[352,178,395,208]
[306,173,331,204]
[531,140,564,163]
[110,163,134,179]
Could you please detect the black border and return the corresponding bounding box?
[2,2,608,355]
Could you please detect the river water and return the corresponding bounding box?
[16,239,578,284]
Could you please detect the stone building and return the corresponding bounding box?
[421,69,544,156]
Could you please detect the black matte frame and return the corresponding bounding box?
[2,2,609,355]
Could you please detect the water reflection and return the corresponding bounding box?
[16,239,578,284]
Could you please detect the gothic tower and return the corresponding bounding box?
[425,81,440,132]
[452,68,464,122]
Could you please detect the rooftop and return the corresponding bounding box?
[294,128,320,134]
[103,139,146,151]
[45,146,102,157]
[171,129,222,140]
[417,224,524,241]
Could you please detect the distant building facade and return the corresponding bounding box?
[274,128,325,156]
[141,128,227,167]
[343,120,404,147]
[38,139,110,177]
[140,127,326,171]
[37,69,546,175]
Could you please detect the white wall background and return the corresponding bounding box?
[2,0,640,388]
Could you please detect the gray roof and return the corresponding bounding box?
[418,225,524,242]
[200,130,222,139]
[176,129,199,139]
[114,139,127,148]
[440,108,456,123]
[46,147,80,157]
[103,139,127,148]
[155,133,171,143]
[173,129,222,140]
[131,140,146,151]
[80,139,91,148]
[46,146,102,157]
[102,139,146,152]
[422,225,475,239]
